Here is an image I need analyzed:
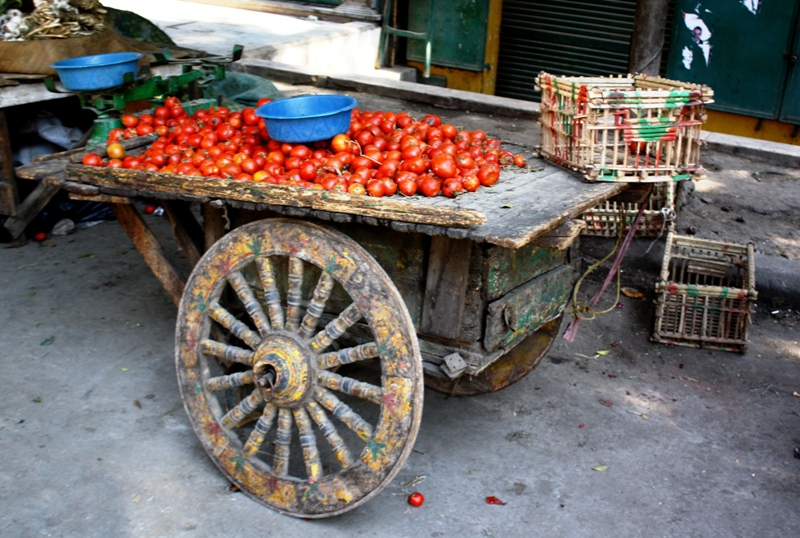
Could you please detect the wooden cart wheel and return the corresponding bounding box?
[425,315,563,397]
[175,219,423,518]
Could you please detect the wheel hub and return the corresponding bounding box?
[252,332,315,407]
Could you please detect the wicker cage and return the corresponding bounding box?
[580,181,676,238]
[653,233,756,353]
[536,72,713,183]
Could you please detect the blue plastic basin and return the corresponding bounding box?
[51,52,143,92]
[256,94,358,143]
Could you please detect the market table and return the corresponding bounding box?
[14,87,629,518]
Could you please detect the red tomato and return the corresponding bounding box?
[121,114,139,128]
[408,492,425,507]
[366,179,385,198]
[330,134,352,153]
[477,164,500,186]
[136,123,155,136]
[82,153,103,167]
[33,232,47,241]
[430,153,457,179]
[419,175,441,197]
[442,177,464,198]
[397,177,417,196]
[347,183,366,196]
[256,97,272,107]
[513,154,527,167]
[462,173,480,192]
[144,204,157,215]
[107,143,125,160]
[422,114,441,127]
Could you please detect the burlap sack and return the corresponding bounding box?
[0,28,135,75]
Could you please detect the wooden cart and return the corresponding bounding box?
[16,126,626,518]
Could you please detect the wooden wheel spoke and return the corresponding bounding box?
[220,388,265,430]
[313,387,374,442]
[227,270,271,337]
[242,403,277,458]
[308,303,362,354]
[200,339,255,366]
[284,257,304,333]
[317,370,383,405]
[316,342,379,370]
[305,401,353,469]
[293,407,323,481]
[256,256,285,331]
[298,272,335,340]
[204,369,254,392]
[207,301,262,349]
[273,408,293,478]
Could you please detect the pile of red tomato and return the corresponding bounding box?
[81,96,528,198]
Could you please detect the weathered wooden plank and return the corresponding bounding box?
[2,182,60,238]
[59,180,95,194]
[484,263,578,352]
[0,109,19,216]
[420,236,472,340]
[15,160,67,182]
[531,220,585,250]
[64,165,486,228]
[163,201,203,267]
[68,193,130,204]
[110,203,185,306]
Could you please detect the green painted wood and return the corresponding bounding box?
[407,0,489,71]
[484,262,577,351]
[483,242,567,301]
[330,223,429,327]
[666,0,800,121]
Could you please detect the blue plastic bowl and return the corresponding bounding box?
[51,52,143,92]
[256,94,358,143]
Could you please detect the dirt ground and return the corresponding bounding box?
[1,88,799,536]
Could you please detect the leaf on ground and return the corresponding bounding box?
[28,291,36,297]
[595,350,610,356]
[40,336,55,346]
[592,465,609,472]
[684,376,699,382]
[599,399,614,407]
[501,203,513,208]
[621,287,645,299]
[32,397,42,403]
[121,368,129,372]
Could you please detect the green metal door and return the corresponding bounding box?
[666,0,800,122]
[406,0,489,71]
[494,0,638,101]
[779,16,800,123]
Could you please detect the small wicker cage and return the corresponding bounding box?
[580,182,676,238]
[653,233,756,353]
[536,72,713,183]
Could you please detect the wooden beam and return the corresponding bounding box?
[0,109,19,216]
[420,236,472,340]
[629,0,670,75]
[110,203,186,307]
[2,182,60,239]
[163,201,203,266]
[202,203,224,251]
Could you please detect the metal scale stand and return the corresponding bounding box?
[45,45,243,146]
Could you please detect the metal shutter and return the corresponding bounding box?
[495,0,638,101]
